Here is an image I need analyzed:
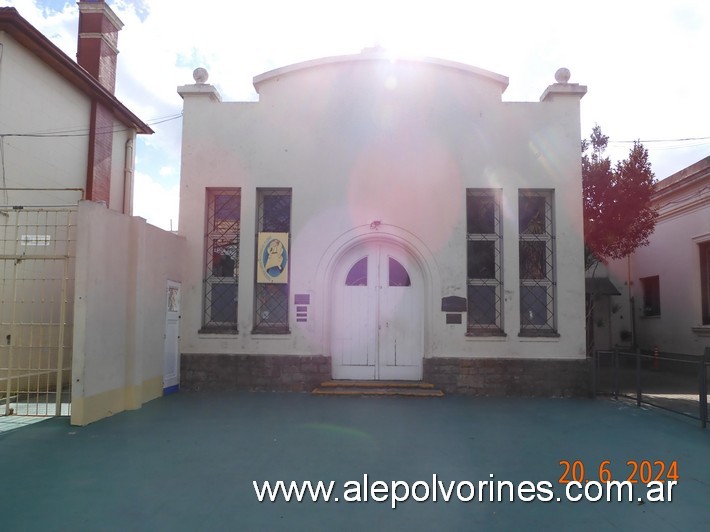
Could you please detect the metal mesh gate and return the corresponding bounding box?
[0,207,76,417]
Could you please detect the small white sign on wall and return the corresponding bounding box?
[21,235,51,246]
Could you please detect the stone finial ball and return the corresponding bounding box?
[193,67,209,84]
[555,67,571,83]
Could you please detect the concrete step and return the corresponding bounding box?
[312,380,444,397]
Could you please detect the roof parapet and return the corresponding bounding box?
[252,52,510,94]
[178,67,222,101]
[540,68,587,102]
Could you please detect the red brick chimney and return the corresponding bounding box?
[77,0,124,205]
[77,0,123,94]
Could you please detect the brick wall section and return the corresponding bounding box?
[77,7,119,92]
[424,358,591,397]
[86,101,114,204]
[181,354,332,392]
[181,354,589,396]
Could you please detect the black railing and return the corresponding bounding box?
[592,347,710,428]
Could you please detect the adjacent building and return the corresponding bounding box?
[1,2,182,426]
[0,2,152,209]
[603,156,710,357]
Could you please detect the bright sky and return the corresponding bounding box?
[6,0,710,230]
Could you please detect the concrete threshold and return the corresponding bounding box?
[312,380,444,397]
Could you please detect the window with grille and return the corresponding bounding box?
[518,190,557,336]
[640,275,661,317]
[202,189,240,332]
[466,189,504,335]
[702,242,710,325]
[254,188,291,333]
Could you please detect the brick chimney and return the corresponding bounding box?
[76,0,123,93]
[76,1,124,205]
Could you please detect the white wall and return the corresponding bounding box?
[178,55,587,363]
[0,32,90,205]
[631,201,709,355]
[71,200,184,425]
[0,31,138,212]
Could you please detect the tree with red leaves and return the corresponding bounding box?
[582,125,658,271]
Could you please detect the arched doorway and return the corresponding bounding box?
[331,241,423,380]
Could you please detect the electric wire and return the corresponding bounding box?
[610,136,710,144]
[0,112,183,139]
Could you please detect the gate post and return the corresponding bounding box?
[700,347,709,429]
[635,349,642,407]
[4,212,21,415]
[612,348,619,400]
[54,257,69,416]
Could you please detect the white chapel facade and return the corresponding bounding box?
[177,52,589,394]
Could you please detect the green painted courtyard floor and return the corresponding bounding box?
[1,393,708,531]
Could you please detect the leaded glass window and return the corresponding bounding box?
[466,189,503,335]
[202,189,240,331]
[519,190,557,335]
[346,258,368,286]
[254,188,291,333]
[389,258,411,287]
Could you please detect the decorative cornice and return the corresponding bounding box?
[253,52,510,94]
[77,1,124,31]
[78,32,120,54]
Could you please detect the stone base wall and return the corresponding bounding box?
[424,358,591,397]
[181,354,590,396]
[181,354,331,392]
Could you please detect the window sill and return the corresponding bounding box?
[198,326,239,336]
[691,326,710,337]
[466,329,507,338]
[518,330,560,339]
[641,314,661,319]
[465,334,507,342]
[251,328,291,336]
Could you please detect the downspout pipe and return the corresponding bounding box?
[123,136,134,215]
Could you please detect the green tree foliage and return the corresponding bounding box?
[582,125,658,270]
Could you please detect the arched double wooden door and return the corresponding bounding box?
[331,242,423,380]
